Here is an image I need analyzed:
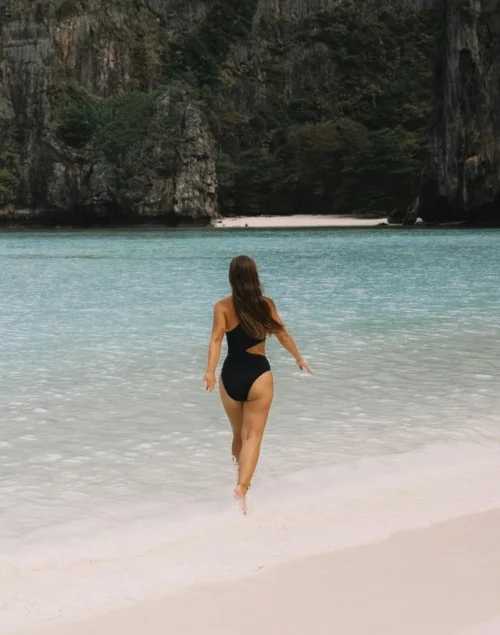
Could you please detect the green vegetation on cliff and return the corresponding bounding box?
[211,1,445,216]
[57,86,158,162]
[1,0,446,220]
[54,78,184,210]
[165,0,258,87]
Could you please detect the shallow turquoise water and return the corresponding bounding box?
[1,228,500,629]
[2,228,500,505]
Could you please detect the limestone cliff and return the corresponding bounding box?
[0,1,217,225]
[2,0,495,226]
[420,0,500,224]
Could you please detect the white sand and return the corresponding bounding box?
[20,509,500,635]
[212,214,388,228]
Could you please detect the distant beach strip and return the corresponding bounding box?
[212,215,389,229]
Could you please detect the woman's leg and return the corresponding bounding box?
[219,379,244,464]
[235,371,274,513]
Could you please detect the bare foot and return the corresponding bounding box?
[233,483,248,516]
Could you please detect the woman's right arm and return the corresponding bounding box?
[268,299,313,374]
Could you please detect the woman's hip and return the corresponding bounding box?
[221,354,272,402]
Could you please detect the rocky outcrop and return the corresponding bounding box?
[420,0,500,224]
[402,197,419,225]
[173,103,218,221]
[387,197,420,225]
[0,2,218,226]
[126,92,218,224]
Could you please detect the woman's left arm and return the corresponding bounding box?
[203,302,226,392]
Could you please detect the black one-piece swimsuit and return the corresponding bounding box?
[221,325,271,402]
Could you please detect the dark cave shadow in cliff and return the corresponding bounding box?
[463,195,500,227]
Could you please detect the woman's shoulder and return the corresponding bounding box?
[216,296,233,307]
[264,296,276,308]
[215,296,233,315]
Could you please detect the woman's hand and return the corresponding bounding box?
[203,371,217,392]
[296,358,313,374]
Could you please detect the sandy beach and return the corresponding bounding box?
[19,508,500,635]
[212,214,388,228]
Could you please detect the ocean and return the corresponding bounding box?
[1,228,500,632]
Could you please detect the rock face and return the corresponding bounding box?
[1,0,498,225]
[173,104,218,221]
[420,0,500,224]
[0,1,218,226]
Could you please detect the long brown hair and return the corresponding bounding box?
[229,255,283,339]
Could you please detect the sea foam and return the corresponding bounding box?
[2,440,500,633]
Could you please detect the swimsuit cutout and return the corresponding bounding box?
[220,324,271,402]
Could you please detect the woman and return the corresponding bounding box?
[203,255,312,514]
